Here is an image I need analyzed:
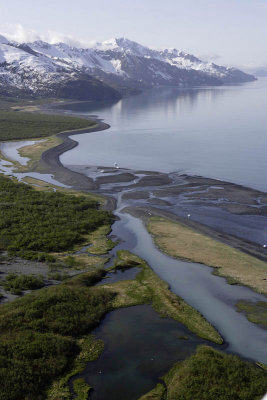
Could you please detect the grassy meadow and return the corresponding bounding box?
[147,217,267,295]
[236,300,267,327]
[0,111,93,141]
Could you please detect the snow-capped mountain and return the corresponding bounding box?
[0,35,121,100]
[0,35,256,100]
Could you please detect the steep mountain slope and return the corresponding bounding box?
[0,36,121,101]
[0,35,256,99]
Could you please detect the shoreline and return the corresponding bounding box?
[1,107,266,271]
[40,120,111,190]
[123,206,267,264]
[32,112,267,266]
[2,105,267,291]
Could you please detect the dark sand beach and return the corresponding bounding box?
[40,121,110,189]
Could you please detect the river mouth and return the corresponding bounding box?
[67,163,267,260]
[71,305,221,400]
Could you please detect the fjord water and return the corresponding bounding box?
[61,78,267,191]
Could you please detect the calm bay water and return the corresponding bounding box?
[61,78,267,192]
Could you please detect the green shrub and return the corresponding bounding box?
[0,275,115,400]
[3,273,44,294]
[164,346,267,400]
[73,378,91,400]
[65,255,84,268]
[0,331,76,400]
[48,272,69,281]
[0,176,112,258]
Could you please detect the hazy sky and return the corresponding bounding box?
[1,0,267,68]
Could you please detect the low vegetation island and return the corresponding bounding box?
[147,216,267,295]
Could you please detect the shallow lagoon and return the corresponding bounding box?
[74,305,216,400]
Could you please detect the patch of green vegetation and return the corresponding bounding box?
[140,346,267,400]
[0,96,29,110]
[65,268,106,288]
[164,346,267,400]
[0,111,93,141]
[177,335,189,340]
[48,272,69,281]
[65,253,110,271]
[48,256,89,273]
[0,171,113,398]
[1,273,44,295]
[14,135,63,173]
[22,176,105,205]
[114,249,143,270]
[236,300,267,327]
[147,217,267,295]
[104,250,223,344]
[73,378,92,400]
[213,269,239,285]
[0,175,112,259]
[139,383,166,400]
[63,256,83,268]
[47,335,103,400]
[48,261,71,271]
[256,362,267,371]
[0,269,115,400]
[225,276,239,285]
[87,225,116,255]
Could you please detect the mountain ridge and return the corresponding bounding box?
[0,35,256,100]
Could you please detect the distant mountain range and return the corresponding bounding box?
[253,69,267,77]
[0,34,256,101]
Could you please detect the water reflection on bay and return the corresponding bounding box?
[60,79,267,191]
